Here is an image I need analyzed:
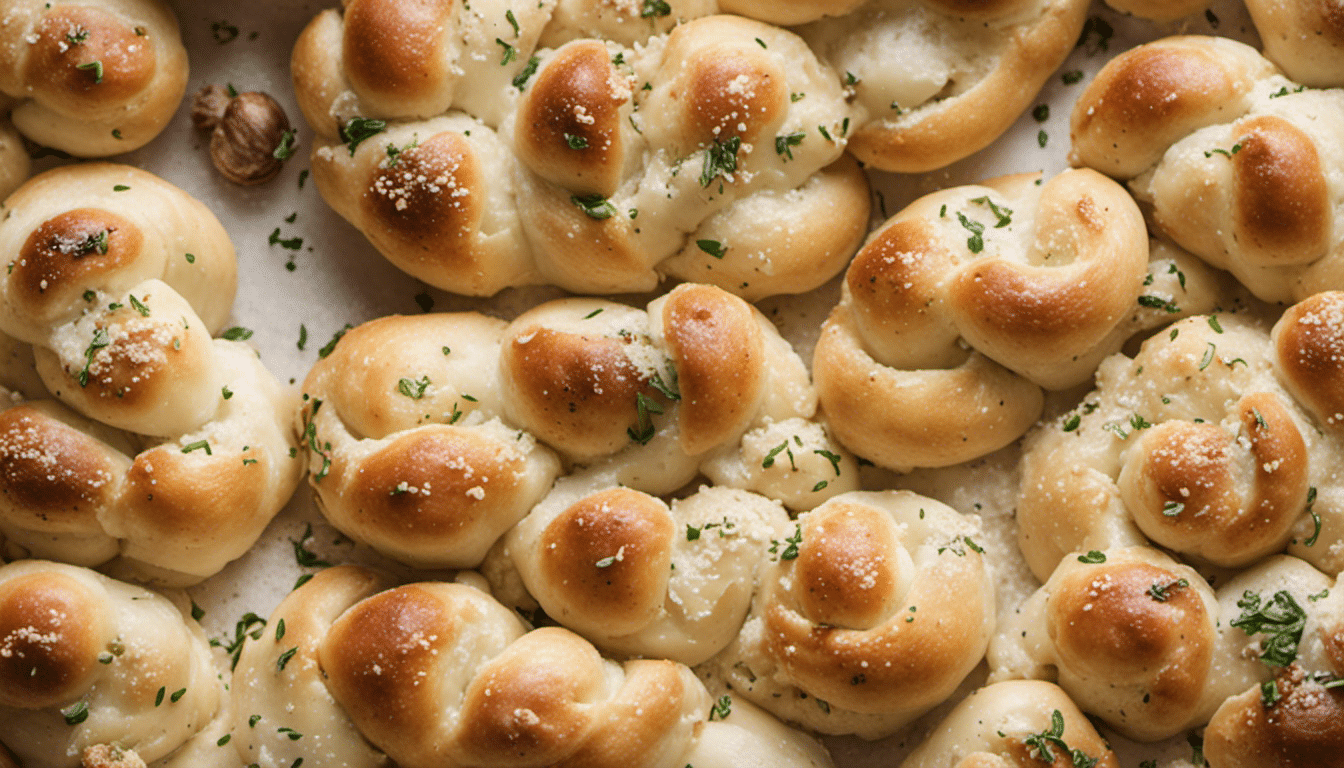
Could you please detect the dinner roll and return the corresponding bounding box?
[1071,35,1344,303]
[1205,559,1344,767]
[1017,295,1344,582]
[0,165,301,584]
[0,0,188,155]
[491,477,792,665]
[989,546,1266,741]
[804,0,1089,172]
[813,169,1218,470]
[709,490,995,738]
[0,560,229,768]
[231,566,834,768]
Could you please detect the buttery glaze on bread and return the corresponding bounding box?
[812,168,1219,470]
[231,566,835,768]
[0,0,188,156]
[299,283,854,568]
[1017,293,1344,582]
[0,560,231,768]
[0,164,302,584]
[1071,35,1344,303]
[296,9,869,298]
[897,680,1118,768]
[707,490,995,738]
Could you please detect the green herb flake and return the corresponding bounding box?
[699,136,742,188]
[276,646,298,671]
[62,700,89,725]
[564,133,588,150]
[571,194,617,220]
[222,326,254,341]
[76,60,103,83]
[640,0,671,17]
[697,239,727,259]
[955,212,985,254]
[340,117,387,156]
[709,694,732,721]
[1231,590,1307,667]
[512,56,541,90]
[1077,550,1106,563]
[397,375,431,399]
[774,131,805,160]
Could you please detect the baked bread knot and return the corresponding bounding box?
[989,546,1254,741]
[231,566,835,768]
[0,0,188,155]
[0,165,302,584]
[897,680,1118,768]
[299,284,856,568]
[813,169,1216,471]
[298,312,563,569]
[0,560,229,768]
[489,478,792,665]
[1103,0,1208,22]
[1017,295,1344,582]
[801,0,1089,172]
[709,490,995,738]
[1070,35,1344,303]
[498,284,856,504]
[302,14,869,299]
[1246,0,1344,88]
[1204,558,1344,768]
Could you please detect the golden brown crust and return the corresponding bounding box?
[287,574,762,768]
[515,41,627,196]
[0,404,126,532]
[0,166,298,583]
[536,488,674,625]
[1118,392,1309,566]
[0,0,188,155]
[1048,560,1212,721]
[0,569,105,709]
[500,325,650,457]
[0,560,224,766]
[1070,36,1273,178]
[1205,665,1344,768]
[341,0,457,116]
[1273,291,1344,429]
[1231,116,1331,267]
[662,284,766,456]
[1247,0,1344,87]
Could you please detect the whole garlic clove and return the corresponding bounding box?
[192,86,295,185]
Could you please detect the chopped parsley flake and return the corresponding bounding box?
[1232,590,1307,667]
[340,117,386,156]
